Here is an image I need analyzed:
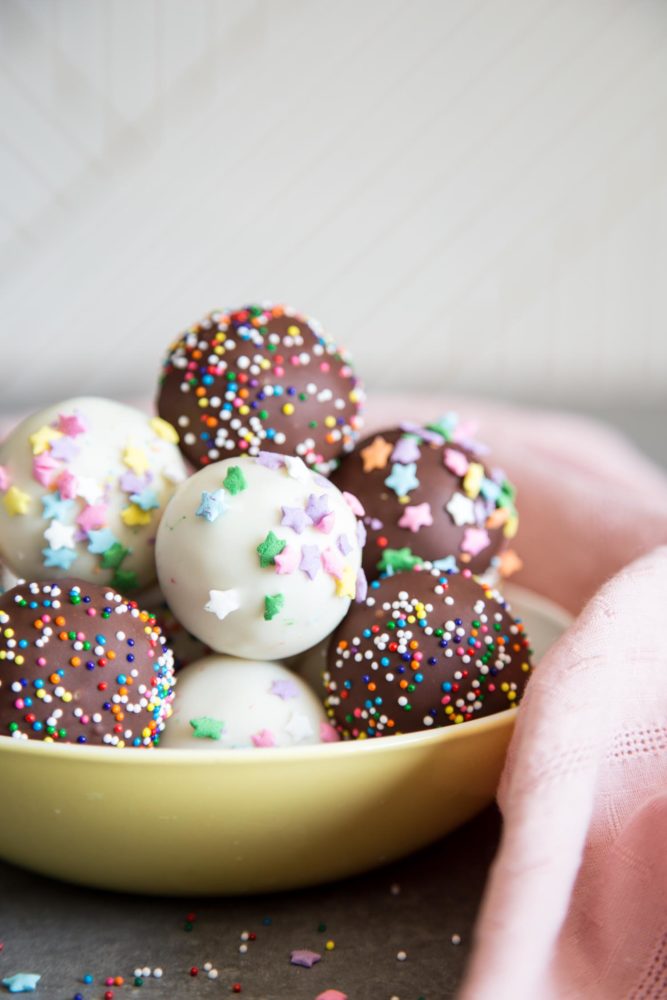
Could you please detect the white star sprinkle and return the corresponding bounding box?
[204,589,240,621]
[285,713,314,743]
[43,520,76,550]
[445,492,476,527]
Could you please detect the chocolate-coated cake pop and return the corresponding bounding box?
[324,567,532,739]
[157,303,364,473]
[330,416,518,579]
[0,580,176,747]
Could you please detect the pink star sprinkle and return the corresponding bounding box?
[57,412,87,437]
[398,502,433,533]
[443,448,469,477]
[251,729,276,748]
[319,722,340,743]
[316,511,335,534]
[33,453,59,487]
[321,547,345,580]
[290,950,321,968]
[0,466,10,491]
[77,503,108,533]
[461,526,491,556]
[342,491,365,517]
[57,470,78,500]
[274,544,300,575]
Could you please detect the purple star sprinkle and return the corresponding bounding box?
[270,678,299,700]
[356,520,367,548]
[391,436,421,464]
[256,451,285,470]
[400,421,444,444]
[299,545,321,580]
[49,437,80,462]
[305,493,330,525]
[337,533,352,555]
[290,950,322,969]
[119,471,152,494]
[355,568,368,602]
[281,505,310,534]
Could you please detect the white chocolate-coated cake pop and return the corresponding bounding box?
[156,453,367,660]
[160,656,338,749]
[0,398,187,592]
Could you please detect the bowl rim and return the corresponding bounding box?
[0,704,518,766]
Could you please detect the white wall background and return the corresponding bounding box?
[1,0,666,411]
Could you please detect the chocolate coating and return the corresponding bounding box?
[0,580,176,747]
[324,568,533,738]
[157,304,364,474]
[330,421,518,579]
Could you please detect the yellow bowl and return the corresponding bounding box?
[0,586,570,896]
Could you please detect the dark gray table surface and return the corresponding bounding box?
[1,405,665,1000]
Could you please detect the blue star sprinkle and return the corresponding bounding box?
[87,528,119,554]
[195,489,226,523]
[42,546,78,570]
[2,973,41,993]
[40,491,74,521]
[129,487,160,511]
[384,462,420,496]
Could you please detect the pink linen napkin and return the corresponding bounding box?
[365,395,667,1000]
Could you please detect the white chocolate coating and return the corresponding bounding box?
[0,397,186,591]
[160,656,336,749]
[156,454,365,660]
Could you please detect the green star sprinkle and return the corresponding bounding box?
[377,547,423,573]
[223,465,247,495]
[111,568,138,592]
[189,716,224,740]
[257,530,287,568]
[101,542,130,570]
[264,593,285,621]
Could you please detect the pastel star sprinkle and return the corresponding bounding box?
[274,544,300,575]
[398,502,433,533]
[150,416,179,443]
[32,453,59,487]
[284,455,311,482]
[486,506,509,530]
[43,520,76,550]
[223,465,247,495]
[342,491,364,516]
[119,471,151,494]
[290,949,321,968]
[337,533,352,555]
[391,436,421,464]
[462,461,485,499]
[77,503,109,533]
[57,411,87,437]
[360,435,393,472]
[480,477,501,503]
[319,722,341,744]
[256,451,285,470]
[335,564,357,599]
[316,511,335,533]
[433,555,458,573]
[122,444,149,476]
[101,543,130,570]
[443,447,469,477]
[299,545,321,580]
[129,487,160,511]
[205,589,240,621]
[356,568,368,602]
[264,593,285,621]
[446,492,476,527]
[42,546,78,570]
[195,489,226,523]
[49,436,80,462]
[285,713,314,742]
[384,462,419,497]
[29,424,62,455]
[305,493,329,526]
[41,492,73,521]
[426,413,458,440]
[504,513,519,539]
[322,547,345,580]
[270,678,299,700]
[76,476,103,505]
[56,470,77,499]
[461,526,491,556]
[251,728,276,748]
[3,486,31,516]
[2,973,41,993]
[281,505,310,534]
[0,466,9,491]
[121,504,152,527]
[499,548,523,576]
[257,531,287,568]
[190,716,224,740]
[377,547,421,573]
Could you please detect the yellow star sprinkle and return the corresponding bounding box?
[3,485,31,516]
[123,444,149,476]
[503,514,519,539]
[149,417,179,444]
[462,462,484,499]
[335,564,356,600]
[29,425,63,455]
[121,504,152,527]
